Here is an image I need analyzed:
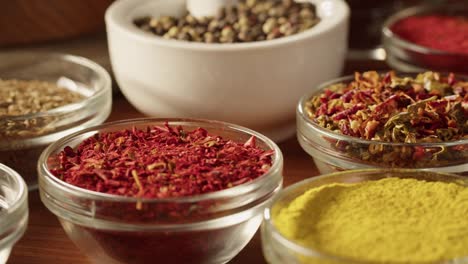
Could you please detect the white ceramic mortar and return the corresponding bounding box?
[106,0,349,142]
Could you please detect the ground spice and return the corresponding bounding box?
[304,71,468,169]
[134,0,320,43]
[52,123,273,198]
[274,177,468,263]
[391,15,468,55]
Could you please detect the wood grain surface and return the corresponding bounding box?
[0,0,113,47]
[5,34,389,263]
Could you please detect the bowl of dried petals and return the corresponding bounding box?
[105,0,349,142]
[0,52,112,190]
[38,118,283,264]
[297,71,468,176]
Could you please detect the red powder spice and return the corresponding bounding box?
[52,124,273,198]
[391,15,468,55]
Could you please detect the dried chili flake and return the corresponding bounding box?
[305,71,467,169]
[51,124,273,198]
[306,71,467,143]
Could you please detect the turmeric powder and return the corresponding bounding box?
[274,178,468,263]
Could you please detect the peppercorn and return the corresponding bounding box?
[134,0,320,43]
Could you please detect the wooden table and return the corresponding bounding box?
[6,36,388,263]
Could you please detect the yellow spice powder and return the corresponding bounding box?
[274,178,468,264]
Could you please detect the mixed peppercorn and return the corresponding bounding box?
[134,0,320,43]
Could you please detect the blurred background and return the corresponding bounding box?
[1,0,463,54]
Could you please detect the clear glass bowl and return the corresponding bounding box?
[296,75,468,175]
[382,3,468,74]
[0,52,112,190]
[0,164,28,264]
[261,169,468,264]
[38,118,283,264]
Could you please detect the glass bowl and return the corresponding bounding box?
[382,3,468,74]
[296,74,468,176]
[0,52,112,190]
[261,169,468,264]
[0,164,28,264]
[38,118,283,264]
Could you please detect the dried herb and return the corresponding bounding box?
[391,15,468,55]
[305,71,468,169]
[134,0,320,43]
[52,124,273,198]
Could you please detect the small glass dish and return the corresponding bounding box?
[0,52,112,190]
[0,164,28,264]
[261,169,468,264]
[382,3,468,74]
[296,75,468,175]
[38,118,283,264]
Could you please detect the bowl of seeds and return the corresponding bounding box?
[296,71,468,175]
[0,52,112,190]
[105,0,349,142]
[38,118,283,264]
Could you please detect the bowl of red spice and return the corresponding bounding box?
[297,71,468,175]
[382,3,468,75]
[0,52,112,190]
[38,118,283,264]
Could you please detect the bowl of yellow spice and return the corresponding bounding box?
[261,169,468,264]
[0,52,112,190]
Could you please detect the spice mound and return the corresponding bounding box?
[0,79,84,187]
[134,0,320,43]
[0,79,84,138]
[274,177,468,263]
[305,71,467,143]
[52,124,273,198]
[391,15,468,55]
[0,79,83,117]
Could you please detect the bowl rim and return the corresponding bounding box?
[38,117,284,204]
[0,164,27,217]
[297,72,468,147]
[263,168,468,263]
[0,52,112,121]
[382,2,468,58]
[0,164,28,238]
[104,0,350,51]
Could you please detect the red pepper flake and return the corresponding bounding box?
[391,15,468,55]
[51,124,273,199]
[305,71,468,143]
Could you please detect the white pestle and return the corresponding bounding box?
[186,0,239,18]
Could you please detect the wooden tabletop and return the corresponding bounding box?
[6,35,388,263]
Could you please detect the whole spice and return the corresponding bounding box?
[274,177,468,263]
[52,123,273,198]
[0,79,84,187]
[391,15,468,55]
[304,71,468,169]
[0,79,84,138]
[134,0,320,43]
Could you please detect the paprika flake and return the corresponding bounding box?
[51,123,274,199]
